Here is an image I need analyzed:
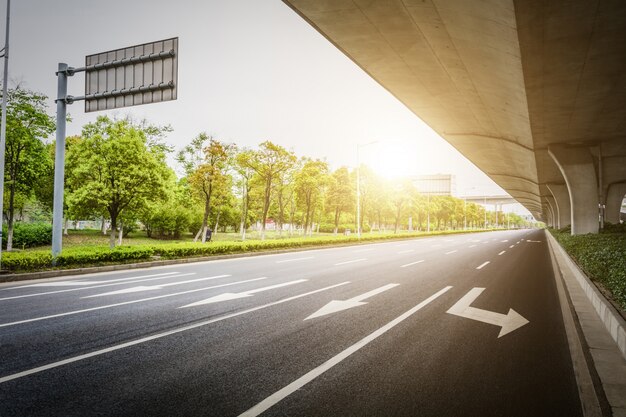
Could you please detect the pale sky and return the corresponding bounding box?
[1,0,528,214]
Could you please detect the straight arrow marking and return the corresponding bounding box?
[83,275,232,297]
[304,283,399,320]
[180,279,308,308]
[446,287,529,338]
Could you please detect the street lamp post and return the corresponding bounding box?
[356,141,377,239]
[0,0,11,269]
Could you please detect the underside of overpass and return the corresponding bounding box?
[283,0,626,234]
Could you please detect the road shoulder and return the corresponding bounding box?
[547,230,626,417]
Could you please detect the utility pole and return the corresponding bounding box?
[0,0,11,269]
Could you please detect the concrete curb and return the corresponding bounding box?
[546,231,626,361]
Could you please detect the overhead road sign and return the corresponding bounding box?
[82,37,178,112]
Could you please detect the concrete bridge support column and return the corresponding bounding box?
[543,203,554,228]
[549,146,599,234]
[545,195,559,229]
[605,183,626,224]
[546,183,571,229]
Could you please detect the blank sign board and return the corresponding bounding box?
[84,37,178,112]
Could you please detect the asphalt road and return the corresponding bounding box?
[0,229,582,416]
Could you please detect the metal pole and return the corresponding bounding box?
[427,194,430,233]
[356,145,361,239]
[52,63,68,259]
[0,0,11,268]
[484,196,487,229]
[463,197,467,230]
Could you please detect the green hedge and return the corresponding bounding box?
[1,228,492,273]
[2,223,53,249]
[550,229,626,311]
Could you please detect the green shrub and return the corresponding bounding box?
[2,222,53,249]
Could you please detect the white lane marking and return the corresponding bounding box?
[501,240,509,243]
[180,280,307,307]
[526,240,541,243]
[83,275,232,298]
[0,273,196,301]
[305,283,400,320]
[509,245,515,248]
[13,272,180,288]
[476,261,490,270]
[444,239,455,242]
[445,250,458,255]
[0,282,351,384]
[0,277,268,328]
[498,251,506,256]
[334,258,366,266]
[400,260,425,268]
[516,241,521,244]
[446,287,529,338]
[238,286,453,417]
[431,244,442,248]
[352,248,375,253]
[398,249,415,254]
[469,245,477,248]
[275,257,314,264]
[395,243,410,247]
[482,241,489,244]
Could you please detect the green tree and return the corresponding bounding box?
[243,141,296,239]
[177,134,234,242]
[66,116,171,248]
[295,159,329,235]
[326,167,354,234]
[1,87,55,250]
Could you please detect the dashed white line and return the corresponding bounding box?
[398,249,415,254]
[352,248,375,253]
[476,261,490,270]
[509,245,515,248]
[400,260,425,268]
[445,250,458,255]
[431,244,442,248]
[498,251,506,256]
[501,240,509,243]
[334,258,367,266]
[276,257,314,264]
[469,245,477,248]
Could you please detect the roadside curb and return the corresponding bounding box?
[546,231,626,360]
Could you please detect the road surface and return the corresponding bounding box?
[0,229,582,416]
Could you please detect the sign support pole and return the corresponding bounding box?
[52,63,69,260]
[0,0,11,269]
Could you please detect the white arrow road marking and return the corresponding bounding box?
[0,282,350,385]
[0,277,268,328]
[446,287,529,338]
[304,283,400,320]
[0,273,196,301]
[334,258,366,266]
[400,260,424,268]
[82,275,232,297]
[238,286,453,417]
[180,279,307,307]
[275,257,314,264]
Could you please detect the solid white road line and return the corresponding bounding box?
[180,279,308,307]
[13,272,180,288]
[398,249,415,254]
[83,275,232,298]
[476,261,490,270]
[0,273,196,301]
[0,277,267,328]
[334,258,366,266]
[304,283,400,320]
[238,286,453,417]
[498,251,506,256]
[275,257,315,264]
[400,260,425,268]
[445,250,458,255]
[0,282,351,385]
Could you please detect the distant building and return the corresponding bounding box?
[412,174,456,196]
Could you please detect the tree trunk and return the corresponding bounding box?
[109,215,117,249]
[334,208,340,235]
[214,210,221,236]
[64,219,69,236]
[118,221,123,246]
[101,217,107,235]
[198,191,211,243]
[261,177,272,240]
[6,182,15,251]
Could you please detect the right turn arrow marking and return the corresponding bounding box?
[305,283,399,320]
[446,287,529,338]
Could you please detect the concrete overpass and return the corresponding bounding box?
[283,0,626,234]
